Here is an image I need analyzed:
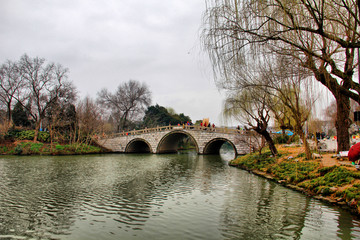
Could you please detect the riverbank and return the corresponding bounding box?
[0,140,108,155]
[229,145,360,216]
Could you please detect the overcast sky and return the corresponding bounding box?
[0,0,227,125]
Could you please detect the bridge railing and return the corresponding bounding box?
[104,125,244,138]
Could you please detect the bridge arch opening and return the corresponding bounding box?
[203,138,237,155]
[157,130,199,154]
[125,138,152,153]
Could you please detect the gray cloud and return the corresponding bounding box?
[0,0,225,125]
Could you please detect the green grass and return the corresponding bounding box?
[339,184,360,202]
[230,149,360,208]
[30,142,44,154]
[1,141,103,155]
[298,167,358,193]
[230,151,277,172]
[269,159,319,183]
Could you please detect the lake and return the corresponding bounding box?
[0,151,360,239]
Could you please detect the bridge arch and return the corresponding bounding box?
[156,130,199,154]
[203,138,237,155]
[125,138,152,153]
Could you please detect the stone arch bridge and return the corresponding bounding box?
[95,125,255,156]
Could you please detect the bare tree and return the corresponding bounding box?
[202,0,360,151]
[0,60,24,125]
[97,80,151,131]
[18,54,77,141]
[77,96,104,143]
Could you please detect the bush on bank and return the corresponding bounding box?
[0,141,103,155]
[229,149,360,214]
[0,129,105,155]
[5,129,50,142]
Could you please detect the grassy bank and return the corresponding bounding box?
[0,141,106,155]
[0,129,107,155]
[229,146,360,216]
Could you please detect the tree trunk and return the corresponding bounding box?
[335,93,351,152]
[33,121,40,142]
[256,130,278,156]
[298,130,312,159]
[7,101,12,126]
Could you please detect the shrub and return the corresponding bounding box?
[269,159,319,183]
[4,129,50,142]
[55,145,65,150]
[37,132,50,142]
[318,186,333,196]
[231,151,276,171]
[5,129,22,140]
[341,184,360,204]
[298,166,356,192]
[16,130,34,140]
[30,143,43,154]
[274,135,290,144]
[14,144,23,155]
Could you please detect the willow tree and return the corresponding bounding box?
[203,0,360,151]
[224,86,278,156]
[266,56,315,159]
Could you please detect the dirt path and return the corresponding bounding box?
[279,145,354,169]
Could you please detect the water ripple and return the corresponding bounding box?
[0,154,360,239]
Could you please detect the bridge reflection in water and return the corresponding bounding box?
[95,125,256,156]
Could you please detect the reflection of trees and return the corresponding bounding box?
[219,171,309,239]
[299,199,360,239]
[0,156,84,238]
[3,153,358,239]
[192,155,230,194]
[0,153,203,238]
[109,153,198,229]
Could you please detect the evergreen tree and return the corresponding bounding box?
[12,101,31,127]
[143,104,192,127]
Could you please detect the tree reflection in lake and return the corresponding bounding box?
[0,153,360,239]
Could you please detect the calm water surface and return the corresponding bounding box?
[0,151,360,239]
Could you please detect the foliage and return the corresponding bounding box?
[14,144,23,155]
[52,143,102,154]
[55,145,65,150]
[0,146,8,153]
[142,104,192,127]
[4,129,21,140]
[298,167,359,194]
[12,101,32,127]
[230,150,276,171]
[29,143,44,154]
[339,184,360,202]
[5,130,50,142]
[231,146,360,210]
[269,160,319,183]
[274,135,290,144]
[0,141,103,155]
[202,0,359,153]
